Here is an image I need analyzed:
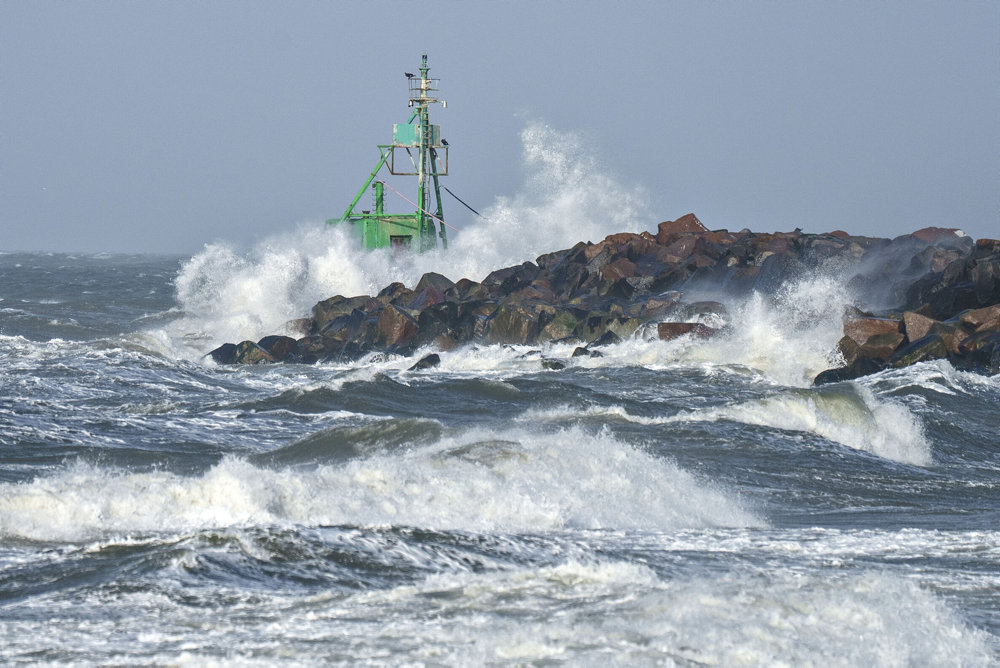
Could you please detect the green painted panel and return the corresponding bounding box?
[393,124,418,146]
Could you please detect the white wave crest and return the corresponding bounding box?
[0,427,760,541]
[156,121,651,359]
[674,383,931,465]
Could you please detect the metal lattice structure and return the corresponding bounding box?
[328,55,449,251]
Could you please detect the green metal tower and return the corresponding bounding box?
[328,55,449,252]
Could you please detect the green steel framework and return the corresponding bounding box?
[327,55,449,252]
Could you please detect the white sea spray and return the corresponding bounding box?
[160,121,652,359]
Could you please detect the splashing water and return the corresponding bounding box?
[0,426,760,542]
[157,122,652,358]
[683,274,855,386]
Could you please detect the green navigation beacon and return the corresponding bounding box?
[328,55,449,252]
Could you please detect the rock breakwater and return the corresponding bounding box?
[208,214,1000,381]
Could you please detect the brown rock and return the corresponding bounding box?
[975,238,1000,254]
[657,322,717,341]
[836,335,861,367]
[600,257,636,282]
[257,335,297,361]
[407,286,446,311]
[377,282,415,305]
[663,236,700,264]
[859,331,906,360]
[484,299,556,345]
[903,311,937,342]
[311,295,372,332]
[584,239,611,262]
[931,321,970,356]
[890,334,948,367]
[641,292,683,320]
[373,304,419,349]
[958,304,1000,334]
[843,316,902,346]
[911,227,965,244]
[414,271,455,294]
[656,213,707,246]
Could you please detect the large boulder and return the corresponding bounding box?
[311,295,372,333]
[890,334,949,367]
[843,316,902,346]
[657,322,717,341]
[902,311,936,342]
[859,332,906,360]
[958,304,1000,333]
[373,304,420,351]
[484,298,555,345]
[656,213,707,246]
[959,331,1000,374]
[232,340,275,364]
[257,335,298,362]
[208,342,238,365]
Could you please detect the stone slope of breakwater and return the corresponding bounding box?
[208,214,1000,381]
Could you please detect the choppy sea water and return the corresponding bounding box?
[1,250,998,666]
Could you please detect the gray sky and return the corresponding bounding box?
[2,1,997,254]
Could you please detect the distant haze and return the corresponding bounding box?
[2,1,997,254]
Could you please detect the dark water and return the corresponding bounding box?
[1,251,998,665]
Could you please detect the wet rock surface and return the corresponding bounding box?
[208,214,1000,380]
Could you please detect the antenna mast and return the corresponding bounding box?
[329,54,449,252]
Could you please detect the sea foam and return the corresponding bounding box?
[0,426,760,542]
[160,122,651,359]
[672,382,932,466]
[352,566,995,665]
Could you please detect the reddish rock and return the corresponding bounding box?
[373,304,419,349]
[704,230,735,246]
[663,236,700,264]
[843,316,902,346]
[958,304,1000,333]
[601,257,637,282]
[933,321,971,356]
[657,322,717,341]
[605,232,644,246]
[584,240,611,261]
[656,213,706,246]
[859,332,906,360]
[911,227,965,244]
[903,311,937,342]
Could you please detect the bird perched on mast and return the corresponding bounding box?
[405,72,415,78]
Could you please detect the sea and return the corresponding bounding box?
[2,128,999,665]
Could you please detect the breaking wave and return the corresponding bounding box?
[159,121,652,359]
[0,426,760,542]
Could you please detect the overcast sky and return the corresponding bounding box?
[2,1,997,254]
